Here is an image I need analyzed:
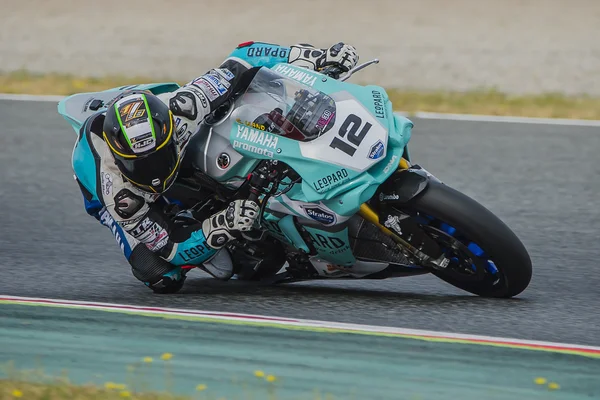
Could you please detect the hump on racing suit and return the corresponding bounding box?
[72,112,151,259]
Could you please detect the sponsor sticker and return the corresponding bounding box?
[273,64,317,86]
[312,169,349,192]
[315,109,335,131]
[215,68,235,81]
[379,192,400,201]
[99,208,126,253]
[203,74,228,94]
[131,136,154,150]
[100,172,113,196]
[185,86,209,109]
[232,124,279,158]
[371,90,386,119]
[174,117,190,143]
[304,206,337,225]
[368,140,385,160]
[191,78,219,101]
[247,46,288,58]
[383,155,399,174]
[236,118,265,131]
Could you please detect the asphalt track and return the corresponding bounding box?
[1,99,599,346]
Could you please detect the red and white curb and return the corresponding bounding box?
[1,295,599,359]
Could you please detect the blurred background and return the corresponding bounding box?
[2,0,600,95]
[2,2,600,398]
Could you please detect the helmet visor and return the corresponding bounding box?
[114,139,180,193]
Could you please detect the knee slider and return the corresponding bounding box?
[129,244,175,283]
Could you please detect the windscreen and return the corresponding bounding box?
[234,68,337,142]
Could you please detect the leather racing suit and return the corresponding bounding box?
[71,42,359,293]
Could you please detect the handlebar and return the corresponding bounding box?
[246,168,269,204]
[245,159,283,204]
[320,65,345,80]
[247,188,260,203]
[321,59,381,82]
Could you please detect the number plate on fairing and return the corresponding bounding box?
[298,96,388,172]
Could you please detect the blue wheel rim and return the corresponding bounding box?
[419,213,501,281]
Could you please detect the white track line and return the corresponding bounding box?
[1,92,600,126]
[2,295,600,354]
[407,111,600,127]
[0,93,66,102]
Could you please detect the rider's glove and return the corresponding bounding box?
[202,199,260,249]
[289,42,359,72]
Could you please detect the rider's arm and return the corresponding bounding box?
[99,163,257,267]
[226,41,358,71]
[156,67,239,151]
[96,161,214,266]
[157,41,357,150]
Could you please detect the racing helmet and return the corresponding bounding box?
[103,90,180,194]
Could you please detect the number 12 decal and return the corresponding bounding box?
[329,114,372,157]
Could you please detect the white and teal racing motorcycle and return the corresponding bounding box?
[58,60,532,298]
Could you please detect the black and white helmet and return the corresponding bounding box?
[103,90,180,193]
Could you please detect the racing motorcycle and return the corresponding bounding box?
[58,59,532,298]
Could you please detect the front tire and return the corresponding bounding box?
[400,181,532,298]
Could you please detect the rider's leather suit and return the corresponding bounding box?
[71,42,358,293]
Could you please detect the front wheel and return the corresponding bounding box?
[395,181,532,298]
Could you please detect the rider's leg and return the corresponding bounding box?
[200,247,235,280]
[92,203,235,291]
[168,219,235,281]
[96,206,187,294]
[128,243,187,294]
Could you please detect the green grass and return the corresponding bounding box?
[3,69,600,119]
[0,359,336,400]
[386,88,600,120]
[1,380,190,400]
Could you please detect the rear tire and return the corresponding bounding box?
[402,181,532,298]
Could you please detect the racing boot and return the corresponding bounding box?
[199,248,234,280]
[145,266,188,294]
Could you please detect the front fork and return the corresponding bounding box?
[357,157,447,268]
[358,156,410,238]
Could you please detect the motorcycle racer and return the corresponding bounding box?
[71,42,359,294]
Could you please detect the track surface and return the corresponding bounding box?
[1,100,599,346]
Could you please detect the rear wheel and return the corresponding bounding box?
[395,181,532,298]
